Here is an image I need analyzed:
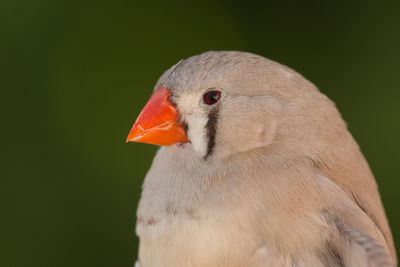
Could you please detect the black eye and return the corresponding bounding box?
[203,90,221,105]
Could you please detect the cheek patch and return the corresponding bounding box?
[186,114,209,157]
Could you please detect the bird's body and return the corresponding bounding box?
[127,51,396,267]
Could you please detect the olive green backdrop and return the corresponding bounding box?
[2,0,399,266]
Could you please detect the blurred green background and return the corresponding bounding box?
[2,0,399,266]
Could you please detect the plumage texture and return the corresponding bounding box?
[134,51,396,266]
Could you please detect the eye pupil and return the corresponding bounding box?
[203,90,221,105]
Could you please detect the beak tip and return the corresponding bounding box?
[125,126,138,143]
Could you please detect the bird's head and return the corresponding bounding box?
[127,51,345,161]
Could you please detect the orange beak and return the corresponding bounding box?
[126,86,189,146]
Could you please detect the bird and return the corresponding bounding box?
[126,51,396,267]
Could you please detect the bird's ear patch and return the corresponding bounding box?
[219,95,279,154]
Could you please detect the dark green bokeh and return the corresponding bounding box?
[2,0,399,266]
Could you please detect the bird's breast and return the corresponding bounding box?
[136,209,265,267]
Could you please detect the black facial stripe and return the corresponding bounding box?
[205,108,219,159]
